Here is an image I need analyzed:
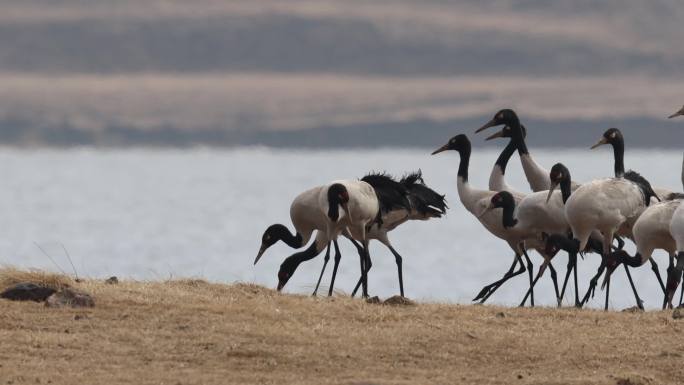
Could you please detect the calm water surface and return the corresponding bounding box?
[0,146,681,309]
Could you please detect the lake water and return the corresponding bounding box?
[0,146,681,310]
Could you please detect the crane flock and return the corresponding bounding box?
[255,106,684,310]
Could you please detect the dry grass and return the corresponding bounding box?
[0,267,73,291]
[1,268,683,385]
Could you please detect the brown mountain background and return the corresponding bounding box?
[1,0,682,147]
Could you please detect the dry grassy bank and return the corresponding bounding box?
[0,268,683,385]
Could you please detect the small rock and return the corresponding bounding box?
[673,308,684,320]
[0,283,57,302]
[495,312,506,318]
[614,375,654,385]
[365,296,381,304]
[621,306,644,313]
[45,288,95,308]
[105,276,119,285]
[382,295,416,306]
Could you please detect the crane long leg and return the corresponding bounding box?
[478,253,527,304]
[519,261,549,307]
[663,256,674,309]
[581,259,606,306]
[559,250,577,306]
[572,251,580,307]
[327,240,342,297]
[361,239,371,298]
[665,253,684,308]
[549,264,560,306]
[388,245,405,297]
[604,276,610,311]
[312,242,331,296]
[351,237,372,298]
[351,253,373,298]
[473,252,519,302]
[357,244,365,298]
[623,265,644,310]
[522,249,535,307]
[345,238,365,298]
[649,258,666,295]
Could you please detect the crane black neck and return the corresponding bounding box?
[611,137,626,177]
[271,224,304,248]
[280,241,321,274]
[495,139,517,175]
[499,197,518,229]
[614,250,642,268]
[559,177,572,204]
[457,142,472,182]
[327,184,348,221]
[508,118,529,156]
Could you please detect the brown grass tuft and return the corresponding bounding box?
[0,266,73,291]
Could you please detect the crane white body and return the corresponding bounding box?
[565,178,647,254]
[319,179,378,242]
[633,200,681,264]
[519,153,552,192]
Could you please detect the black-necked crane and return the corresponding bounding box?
[476,109,578,192]
[600,198,681,309]
[256,173,422,298]
[255,183,346,296]
[484,126,570,305]
[255,185,333,265]
[257,179,379,298]
[347,171,447,298]
[562,128,659,310]
[476,125,554,304]
[479,163,609,307]
[432,134,546,305]
[591,128,672,201]
[478,189,567,306]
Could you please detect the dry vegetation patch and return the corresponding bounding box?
[0,268,683,384]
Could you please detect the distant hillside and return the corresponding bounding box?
[0,0,681,147]
[1,0,683,76]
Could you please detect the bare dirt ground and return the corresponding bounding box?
[0,268,683,385]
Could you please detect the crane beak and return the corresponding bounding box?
[546,182,559,204]
[590,137,608,150]
[485,129,505,141]
[475,118,498,133]
[254,245,267,265]
[431,144,449,155]
[668,107,684,119]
